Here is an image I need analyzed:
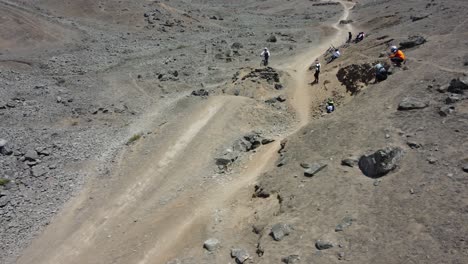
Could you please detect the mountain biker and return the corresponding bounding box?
[355,32,365,43]
[261,47,270,66]
[389,46,406,67]
[328,49,341,63]
[375,63,388,82]
[326,99,335,113]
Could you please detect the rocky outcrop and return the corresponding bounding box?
[399,35,426,49]
[447,78,468,94]
[358,147,403,178]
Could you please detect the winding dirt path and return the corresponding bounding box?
[16,1,354,264]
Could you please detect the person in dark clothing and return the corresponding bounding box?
[347,32,352,43]
[374,63,388,82]
[313,60,321,84]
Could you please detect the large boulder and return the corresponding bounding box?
[398,97,428,110]
[270,223,292,241]
[267,35,277,43]
[358,147,403,178]
[399,35,426,50]
[447,78,468,94]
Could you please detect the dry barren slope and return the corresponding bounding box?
[2,0,343,264]
[248,0,468,263]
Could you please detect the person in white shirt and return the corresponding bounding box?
[260,47,270,66]
[313,59,321,84]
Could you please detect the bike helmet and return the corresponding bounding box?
[390,46,398,53]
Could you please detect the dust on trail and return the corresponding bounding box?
[16,1,354,264]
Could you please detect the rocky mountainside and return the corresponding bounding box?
[1,0,467,264]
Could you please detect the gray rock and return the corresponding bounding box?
[277,95,287,102]
[427,157,438,164]
[462,164,468,173]
[231,248,250,263]
[439,105,456,116]
[0,139,12,155]
[304,163,327,177]
[406,141,422,149]
[436,85,449,93]
[445,93,463,104]
[261,138,274,145]
[231,42,243,49]
[24,150,39,161]
[31,166,48,177]
[447,77,468,94]
[339,19,353,24]
[399,35,426,49]
[341,158,358,167]
[282,255,300,264]
[0,195,10,208]
[276,155,288,167]
[215,151,239,166]
[358,147,403,178]
[275,83,284,90]
[267,35,277,42]
[244,132,263,150]
[191,89,209,96]
[316,239,334,250]
[203,238,220,252]
[335,216,354,232]
[233,138,252,152]
[270,223,292,241]
[398,97,428,110]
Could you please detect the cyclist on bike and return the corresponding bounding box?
[261,47,270,66]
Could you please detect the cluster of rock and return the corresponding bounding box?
[144,8,187,32]
[241,67,281,84]
[215,132,274,171]
[436,77,467,116]
[336,63,375,95]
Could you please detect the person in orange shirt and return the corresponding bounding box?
[389,46,406,66]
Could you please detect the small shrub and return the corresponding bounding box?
[127,134,141,144]
[0,178,10,186]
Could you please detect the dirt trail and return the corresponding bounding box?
[16,1,354,264]
[278,0,353,126]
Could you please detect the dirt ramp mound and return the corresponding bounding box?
[224,67,285,100]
